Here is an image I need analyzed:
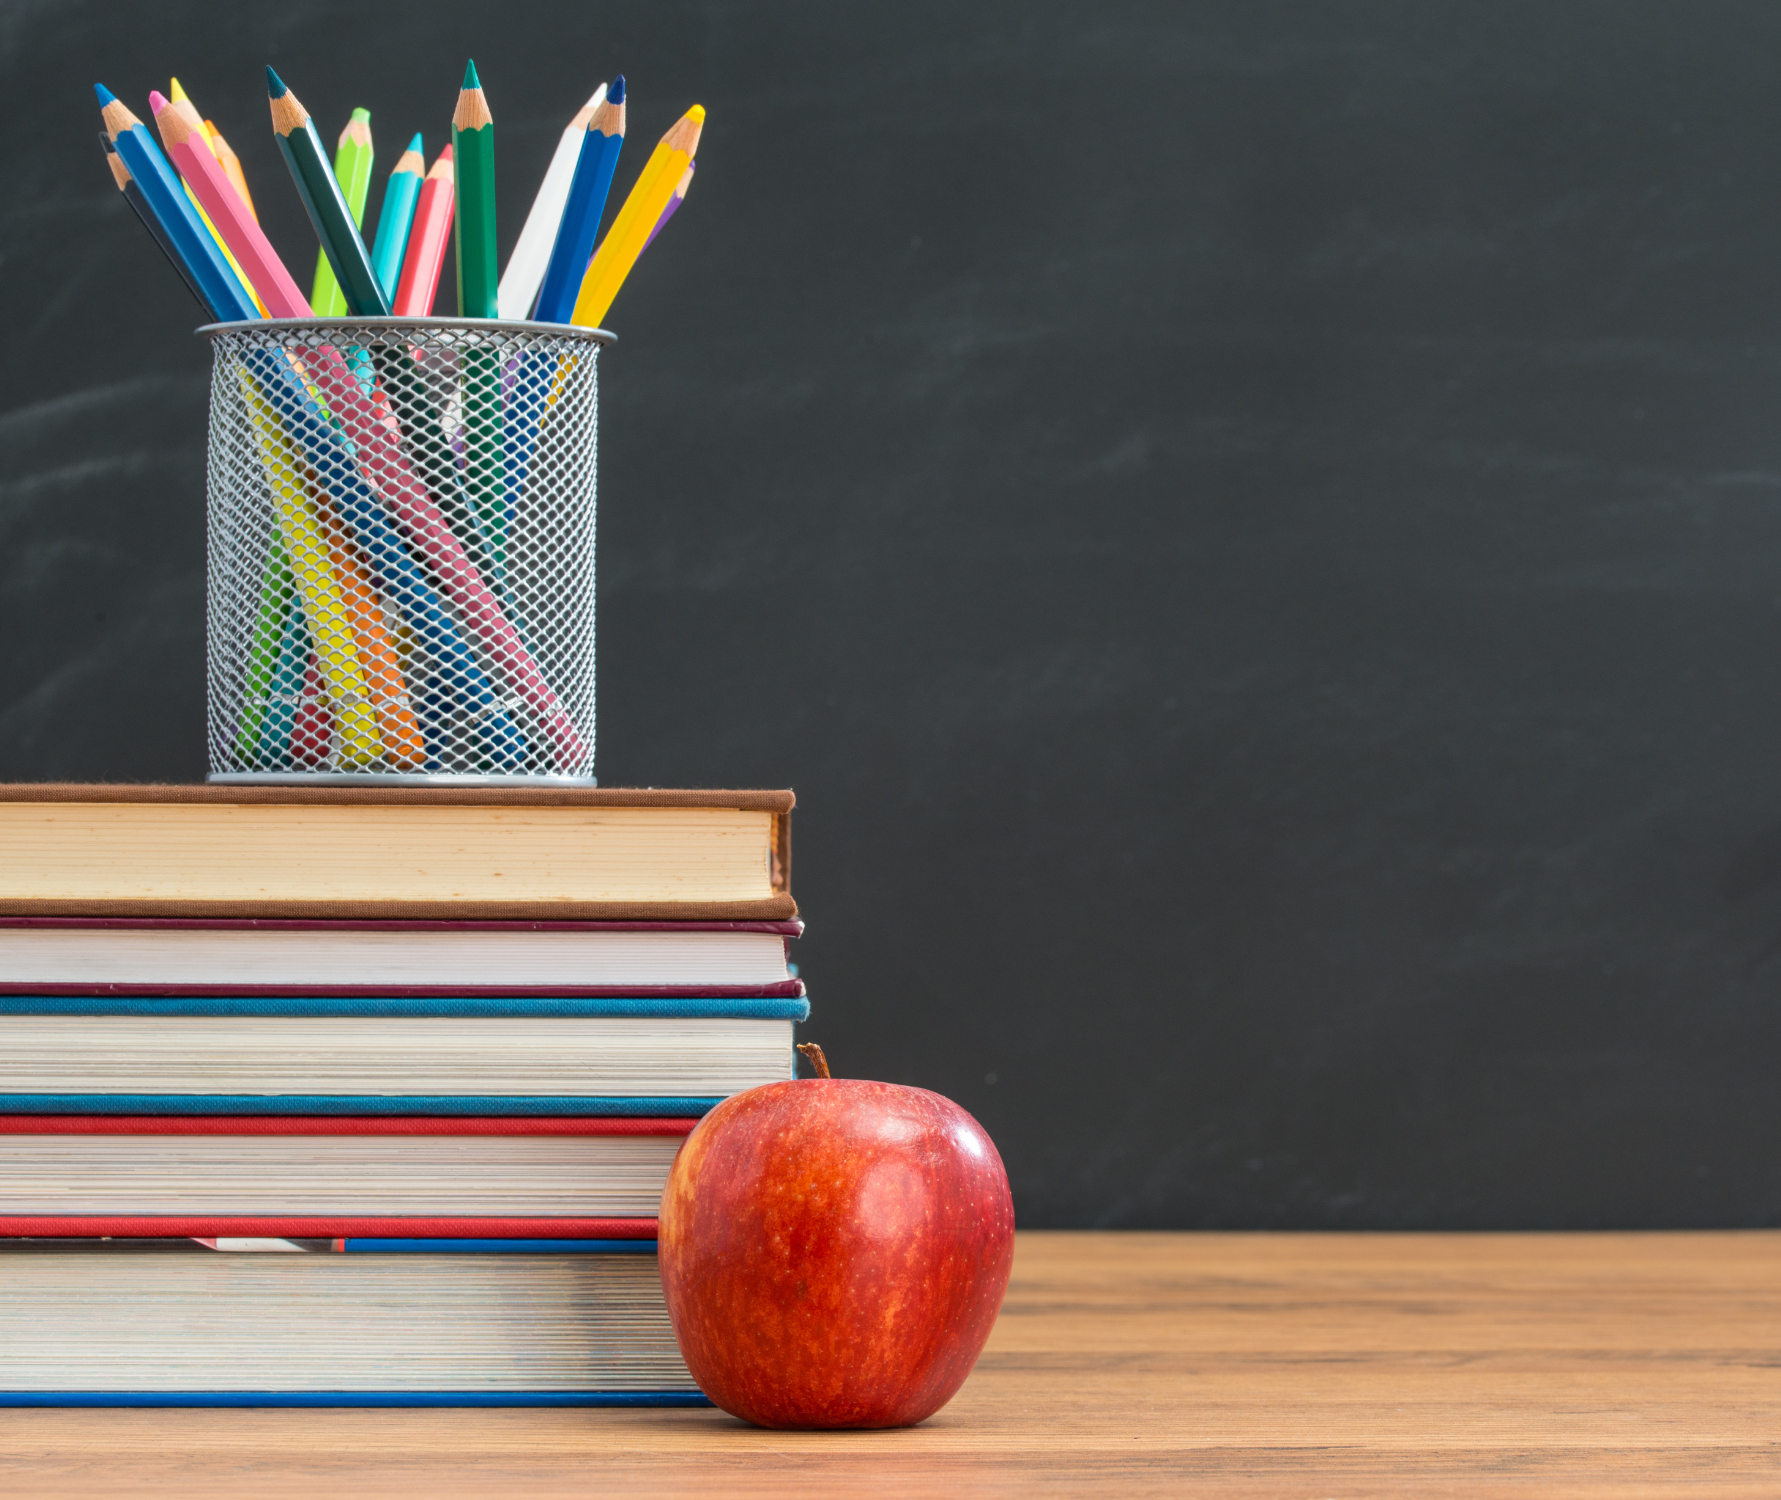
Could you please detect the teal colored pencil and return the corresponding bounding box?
[370,134,425,303]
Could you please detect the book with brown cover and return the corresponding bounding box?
[0,786,794,920]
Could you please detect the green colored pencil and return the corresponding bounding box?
[267,68,390,316]
[236,529,293,764]
[311,108,374,318]
[452,60,497,318]
[452,60,503,570]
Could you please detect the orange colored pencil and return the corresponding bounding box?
[325,526,427,768]
[205,120,257,220]
[393,145,454,316]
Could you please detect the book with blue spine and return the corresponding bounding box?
[0,1237,710,1406]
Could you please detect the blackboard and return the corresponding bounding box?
[5,0,1781,1227]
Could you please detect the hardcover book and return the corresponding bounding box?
[0,785,794,920]
[0,1238,705,1405]
[0,1115,698,1237]
[0,995,805,1114]
[0,918,804,997]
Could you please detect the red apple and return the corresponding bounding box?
[658,1046,1014,1428]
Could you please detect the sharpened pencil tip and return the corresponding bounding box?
[408,132,423,151]
[463,60,481,90]
[439,144,454,160]
[351,107,371,123]
[688,104,706,123]
[609,75,625,103]
[93,83,116,106]
[266,66,287,98]
[147,90,169,113]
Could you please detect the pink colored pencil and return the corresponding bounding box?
[149,90,311,318]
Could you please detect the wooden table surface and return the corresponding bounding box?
[3,1230,1778,1496]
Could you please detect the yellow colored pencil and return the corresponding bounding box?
[204,119,257,221]
[570,105,703,328]
[166,80,269,315]
[234,366,383,765]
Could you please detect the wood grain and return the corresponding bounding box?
[2,1230,1778,1496]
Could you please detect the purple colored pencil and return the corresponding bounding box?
[643,160,695,250]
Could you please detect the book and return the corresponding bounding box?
[0,918,803,996]
[0,1116,696,1236]
[0,1237,705,1404]
[0,785,794,919]
[0,996,804,1114]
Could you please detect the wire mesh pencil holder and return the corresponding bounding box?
[201,317,611,784]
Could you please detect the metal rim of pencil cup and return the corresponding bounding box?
[203,317,606,782]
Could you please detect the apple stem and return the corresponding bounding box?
[796,1042,832,1079]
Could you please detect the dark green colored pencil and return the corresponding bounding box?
[266,67,390,316]
[451,60,497,318]
[452,60,503,569]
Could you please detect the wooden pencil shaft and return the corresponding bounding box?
[99,132,208,311]
[393,154,454,316]
[452,65,497,318]
[533,83,625,325]
[100,92,257,322]
[268,72,390,316]
[312,109,375,318]
[571,107,703,328]
[496,84,605,321]
[154,95,311,319]
[370,141,425,303]
[206,122,257,221]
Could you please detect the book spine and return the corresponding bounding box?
[0,1215,659,1237]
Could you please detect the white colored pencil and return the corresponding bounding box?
[496,83,606,321]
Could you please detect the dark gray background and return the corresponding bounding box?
[5,1,1781,1227]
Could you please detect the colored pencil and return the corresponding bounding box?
[393,146,454,316]
[96,85,258,323]
[323,513,427,768]
[644,159,694,250]
[164,81,269,316]
[204,120,257,220]
[312,108,374,318]
[303,326,588,760]
[266,68,390,316]
[259,593,310,765]
[98,132,207,311]
[234,368,384,766]
[234,529,293,763]
[571,104,703,328]
[496,82,605,321]
[451,64,502,559]
[370,134,425,304]
[242,351,524,765]
[290,651,334,766]
[533,76,625,325]
[151,91,313,319]
[452,60,497,318]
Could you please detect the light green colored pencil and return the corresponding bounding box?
[311,108,374,317]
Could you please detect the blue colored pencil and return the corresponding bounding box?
[533,77,625,325]
[95,86,259,323]
[370,135,426,304]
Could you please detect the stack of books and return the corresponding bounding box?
[0,784,801,1406]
